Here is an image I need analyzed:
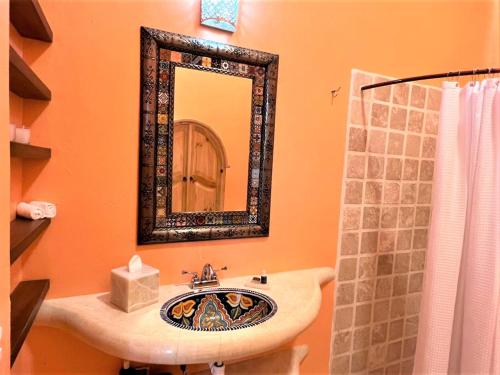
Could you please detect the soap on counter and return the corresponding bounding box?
[111,257,159,313]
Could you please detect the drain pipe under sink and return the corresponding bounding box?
[209,362,225,375]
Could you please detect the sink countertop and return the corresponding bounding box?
[35,267,335,365]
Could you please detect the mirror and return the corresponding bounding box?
[173,67,252,212]
[138,27,279,244]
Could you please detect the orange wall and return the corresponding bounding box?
[174,68,252,211]
[8,0,498,374]
[0,0,10,372]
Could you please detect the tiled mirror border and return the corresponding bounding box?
[330,69,441,375]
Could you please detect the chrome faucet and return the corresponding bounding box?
[182,263,227,289]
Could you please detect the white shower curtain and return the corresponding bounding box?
[414,79,500,375]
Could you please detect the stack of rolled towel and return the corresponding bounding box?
[17,201,57,220]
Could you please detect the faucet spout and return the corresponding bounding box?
[182,264,227,290]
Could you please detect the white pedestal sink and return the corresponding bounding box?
[35,267,335,365]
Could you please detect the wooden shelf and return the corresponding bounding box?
[10,0,53,43]
[10,142,51,159]
[9,46,51,100]
[10,218,51,265]
[10,279,50,366]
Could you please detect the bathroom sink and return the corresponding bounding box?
[160,288,277,331]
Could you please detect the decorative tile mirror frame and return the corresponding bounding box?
[138,27,279,244]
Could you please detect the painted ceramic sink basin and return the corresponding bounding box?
[160,288,277,331]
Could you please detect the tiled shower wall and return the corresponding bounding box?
[330,70,441,375]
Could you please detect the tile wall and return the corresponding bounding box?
[330,70,441,375]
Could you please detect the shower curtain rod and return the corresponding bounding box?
[361,68,500,91]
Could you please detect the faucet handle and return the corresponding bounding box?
[214,266,228,272]
[181,270,199,281]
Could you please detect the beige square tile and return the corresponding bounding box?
[335,306,354,331]
[387,132,404,155]
[413,229,428,249]
[373,299,390,322]
[386,158,402,180]
[371,103,390,128]
[385,362,401,375]
[393,84,410,106]
[345,181,363,204]
[390,107,407,130]
[353,326,371,350]
[363,206,381,229]
[355,303,373,326]
[369,368,385,375]
[368,344,387,370]
[403,337,417,358]
[422,136,436,158]
[405,315,419,337]
[419,160,434,181]
[361,231,379,253]
[337,282,356,305]
[391,297,406,319]
[384,182,400,204]
[352,72,374,97]
[373,77,392,102]
[339,258,358,281]
[408,110,425,133]
[403,159,419,180]
[372,322,388,344]
[409,272,424,293]
[377,254,394,276]
[351,350,369,372]
[411,250,426,271]
[349,126,368,151]
[398,207,415,228]
[365,182,382,204]
[367,156,385,179]
[351,100,370,126]
[386,340,403,362]
[406,294,422,315]
[401,359,415,375]
[389,319,404,341]
[341,232,359,255]
[379,231,396,252]
[405,134,421,156]
[357,279,375,302]
[424,112,439,135]
[347,154,366,178]
[343,207,362,231]
[393,274,409,296]
[333,330,352,355]
[331,354,350,374]
[381,207,399,228]
[417,183,432,204]
[394,252,410,273]
[397,230,413,251]
[427,88,441,110]
[359,256,377,279]
[401,183,417,204]
[410,85,426,108]
[368,130,387,154]
[375,277,392,300]
[415,206,430,226]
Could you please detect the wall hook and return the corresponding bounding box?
[331,86,342,103]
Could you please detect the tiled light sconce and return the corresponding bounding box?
[201,0,239,33]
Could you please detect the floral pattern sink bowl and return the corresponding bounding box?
[160,288,277,331]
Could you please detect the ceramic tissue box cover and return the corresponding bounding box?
[111,264,159,312]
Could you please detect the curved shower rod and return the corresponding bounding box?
[361,68,500,91]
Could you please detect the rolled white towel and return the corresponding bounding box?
[17,202,44,220]
[30,201,56,218]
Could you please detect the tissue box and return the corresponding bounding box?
[111,265,159,312]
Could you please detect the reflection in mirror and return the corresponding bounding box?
[173,67,252,212]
